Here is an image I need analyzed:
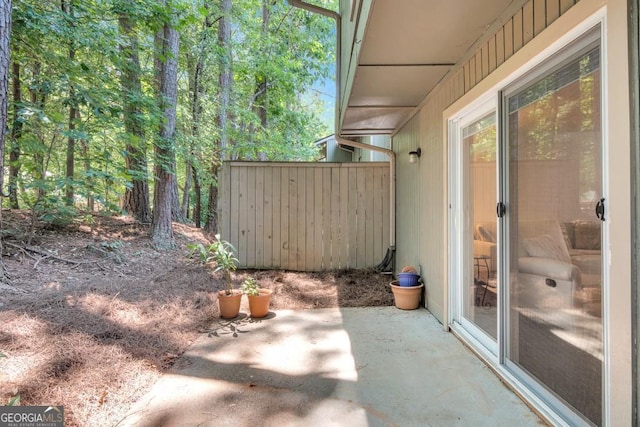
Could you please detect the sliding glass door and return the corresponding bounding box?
[450,102,499,352]
[462,113,498,341]
[450,25,604,425]
[504,34,603,426]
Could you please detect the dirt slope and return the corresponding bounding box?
[0,211,393,426]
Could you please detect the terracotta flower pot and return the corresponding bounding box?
[247,289,272,318]
[390,280,423,310]
[218,289,242,319]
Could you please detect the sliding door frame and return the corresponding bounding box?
[448,96,499,358]
[447,8,611,425]
[499,25,605,426]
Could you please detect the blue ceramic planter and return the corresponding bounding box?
[396,272,420,287]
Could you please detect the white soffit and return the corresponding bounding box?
[342,0,514,135]
[359,0,513,65]
[349,65,451,107]
[342,107,414,135]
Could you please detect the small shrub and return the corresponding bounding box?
[37,203,77,228]
[7,394,20,406]
[241,277,260,296]
[100,239,124,251]
[187,234,238,294]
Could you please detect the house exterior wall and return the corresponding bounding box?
[394,98,451,321]
[631,0,640,421]
[451,0,579,96]
[354,135,390,162]
[390,0,632,422]
[393,0,588,324]
[325,136,354,162]
[393,0,602,323]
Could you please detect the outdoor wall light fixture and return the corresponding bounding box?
[408,148,421,164]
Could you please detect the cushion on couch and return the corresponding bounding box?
[517,220,572,260]
[574,220,601,250]
[523,234,572,263]
[560,222,575,251]
[475,224,496,243]
[561,220,601,250]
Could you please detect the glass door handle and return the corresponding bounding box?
[496,202,506,218]
[595,198,605,221]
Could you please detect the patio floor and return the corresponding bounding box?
[117,307,546,427]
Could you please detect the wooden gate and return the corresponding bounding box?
[218,161,390,271]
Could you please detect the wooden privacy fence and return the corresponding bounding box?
[218,161,390,271]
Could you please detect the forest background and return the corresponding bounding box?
[7,0,336,249]
[0,4,399,425]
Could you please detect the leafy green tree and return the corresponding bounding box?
[180,1,216,226]
[231,0,334,160]
[8,53,21,209]
[62,0,77,206]
[117,9,151,223]
[6,0,337,244]
[205,0,232,234]
[11,0,125,223]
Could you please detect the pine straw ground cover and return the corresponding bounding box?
[0,211,393,426]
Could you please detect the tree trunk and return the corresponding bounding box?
[186,16,209,227]
[255,0,269,161]
[205,0,232,234]
[170,174,185,223]
[207,163,219,233]
[181,162,191,220]
[182,52,194,220]
[118,15,151,223]
[0,0,11,282]
[29,62,45,200]
[192,166,202,228]
[254,74,268,161]
[168,17,187,225]
[80,134,94,212]
[62,0,76,206]
[9,59,21,209]
[150,4,179,249]
[65,102,76,206]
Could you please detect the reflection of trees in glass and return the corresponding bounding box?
[465,114,496,162]
[579,62,600,202]
[508,48,601,202]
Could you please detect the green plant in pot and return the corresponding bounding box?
[188,234,241,319]
[241,276,272,318]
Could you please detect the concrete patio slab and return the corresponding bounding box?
[117,307,545,427]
